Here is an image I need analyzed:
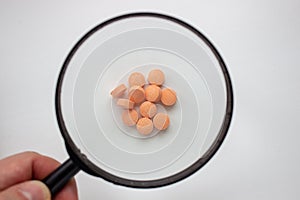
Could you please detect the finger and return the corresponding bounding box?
[0,180,50,200]
[0,151,59,190]
[29,154,78,200]
[0,152,78,200]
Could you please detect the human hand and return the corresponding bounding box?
[0,151,78,200]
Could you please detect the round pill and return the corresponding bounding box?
[128,72,146,87]
[161,88,177,106]
[139,101,157,118]
[122,109,139,126]
[117,98,135,109]
[145,85,161,103]
[148,69,165,86]
[128,86,145,104]
[110,84,127,98]
[136,117,153,135]
[153,113,170,130]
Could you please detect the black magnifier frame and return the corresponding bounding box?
[42,12,233,195]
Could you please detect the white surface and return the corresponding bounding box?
[0,0,299,199]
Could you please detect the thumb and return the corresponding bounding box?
[0,180,51,200]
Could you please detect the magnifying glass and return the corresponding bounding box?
[42,12,233,195]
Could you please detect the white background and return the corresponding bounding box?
[0,0,299,199]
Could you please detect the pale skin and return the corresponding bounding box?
[0,151,78,200]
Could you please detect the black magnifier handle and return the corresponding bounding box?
[42,158,80,196]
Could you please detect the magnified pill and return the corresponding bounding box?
[110,84,127,98]
[148,69,165,86]
[122,109,139,126]
[139,101,157,118]
[161,88,177,106]
[128,72,146,87]
[153,113,170,131]
[117,98,135,109]
[136,117,153,135]
[145,85,161,103]
[128,86,145,104]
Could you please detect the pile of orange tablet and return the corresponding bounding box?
[111,69,177,136]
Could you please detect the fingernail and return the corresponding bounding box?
[18,180,51,200]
